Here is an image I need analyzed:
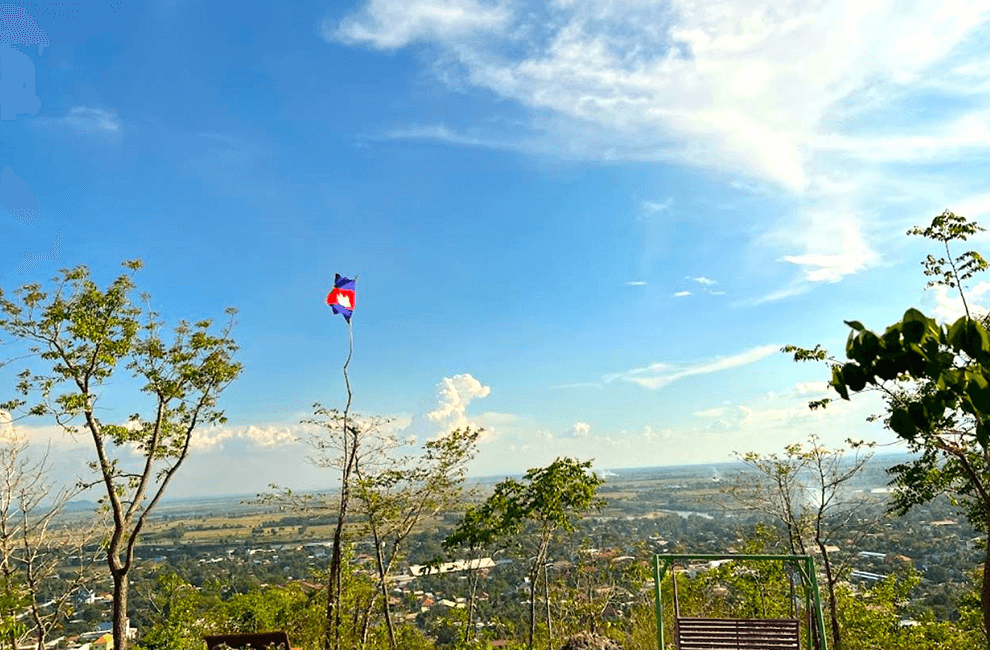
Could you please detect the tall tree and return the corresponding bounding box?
[354,426,480,649]
[0,431,103,650]
[725,435,880,650]
[298,407,394,650]
[783,210,990,646]
[446,457,605,650]
[0,261,242,650]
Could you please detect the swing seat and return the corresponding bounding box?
[676,616,801,649]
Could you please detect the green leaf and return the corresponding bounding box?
[842,363,867,392]
[872,355,903,381]
[965,319,990,361]
[965,370,990,414]
[907,401,929,429]
[901,308,934,344]
[889,408,918,441]
[830,366,850,400]
[977,422,990,448]
[844,320,865,332]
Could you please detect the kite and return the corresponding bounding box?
[326,274,356,322]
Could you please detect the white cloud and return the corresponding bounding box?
[64,107,121,132]
[641,199,673,217]
[777,209,881,284]
[329,0,511,50]
[730,180,774,196]
[334,0,990,303]
[548,381,604,389]
[693,407,727,418]
[928,281,990,323]
[0,410,14,441]
[427,373,492,432]
[688,276,718,286]
[336,0,990,190]
[560,421,591,439]
[626,280,647,286]
[793,381,829,396]
[190,423,301,452]
[609,343,780,390]
[673,290,691,297]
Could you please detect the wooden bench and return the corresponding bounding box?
[676,617,801,650]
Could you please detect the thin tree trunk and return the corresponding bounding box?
[359,592,377,650]
[465,566,480,644]
[380,582,396,649]
[528,568,537,650]
[816,541,842,650]
[111,569,129,650]
[544,562,552,650]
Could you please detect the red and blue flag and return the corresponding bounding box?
[326,274,356,322]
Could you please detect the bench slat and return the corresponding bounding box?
[676,617,801,650]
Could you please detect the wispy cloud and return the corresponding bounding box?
[625,280,647,286]
[687,276,718,286]
[641,199,673,218]
[673,290,691,297]
[327,0,511,50]
[607,344,780,390]
[548,381,603,390]
[334,0,990,188]
[63,106,121,132]
[333,0,990,303]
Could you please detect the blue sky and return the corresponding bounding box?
[2,0,990,497]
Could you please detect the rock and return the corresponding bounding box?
[558,631,622,650]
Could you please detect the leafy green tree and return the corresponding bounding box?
[783,210,990,645]
[354,426,480,649]
[446,457,605,650]
[0,261,242,650]
[294,408,400,650]
[834,568,980,650]
[442,499,511,645]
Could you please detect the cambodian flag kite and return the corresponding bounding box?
[326,274,356,322]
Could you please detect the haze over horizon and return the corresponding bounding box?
[3,0,990,498]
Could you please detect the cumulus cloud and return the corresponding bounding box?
[427,373,492,432]
[607,343,780,390]
[190,423,302,452]
[559,421,591,439]
[928,281,990,323]
[0,409,13,441]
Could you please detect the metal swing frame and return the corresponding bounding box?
[653,554,829,650]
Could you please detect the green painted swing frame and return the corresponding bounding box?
[652,554,829,650]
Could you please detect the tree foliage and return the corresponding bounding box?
[446,457,605,650]
[783,210,990,647]
[0,261,242,650]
